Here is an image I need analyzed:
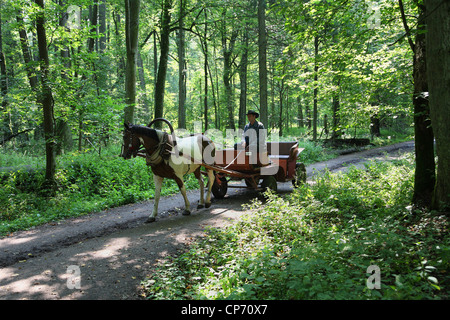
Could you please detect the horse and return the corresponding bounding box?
[121,123,216,223]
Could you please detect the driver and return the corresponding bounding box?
[241,110,268,166]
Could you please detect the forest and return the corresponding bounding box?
[0,0,449,300]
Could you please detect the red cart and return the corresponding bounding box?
[209,142,306,199]
[143,118,306,199]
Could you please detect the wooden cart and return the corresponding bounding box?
[208,142,306,199]
[143,118,306,199]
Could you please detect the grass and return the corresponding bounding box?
[141,153,449,300]
[0,145,200,235]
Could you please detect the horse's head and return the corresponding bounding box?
[121,123,141,159]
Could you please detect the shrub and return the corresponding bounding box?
[142,153,449,300]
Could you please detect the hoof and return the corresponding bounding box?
[205,202,212,208]
[182,210,191,216]
[197,204,204,209]
[146,217,156,223]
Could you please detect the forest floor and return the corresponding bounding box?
[0,140,414,300]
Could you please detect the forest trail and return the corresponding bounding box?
[0,141,413,300]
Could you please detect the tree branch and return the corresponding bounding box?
[398,0,415,52]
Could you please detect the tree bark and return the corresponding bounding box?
[425,0,450,212]
[412,4,435,208]
[137,51,149,116]
[221,11,238,130]
[154,0,172,126]
[203,10,209,131]
[238,28,248,130]
[35,0,56,192]
[124,0,140,124]
[16,14,39,91]
[97,0,107,91]
[258,0,268,128]
[0,9,8,112]
[313,36,319,141]
[177,0,186,129]
[297,96,304,128]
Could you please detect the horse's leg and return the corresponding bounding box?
[194,167,205,209]
[147,174,163,223]
[205,168,214,208]
[175,175,191,215]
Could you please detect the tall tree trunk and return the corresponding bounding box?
[137,51,150,117]
[56,0,73,154]
[223,49,235,129]
[153,31,158,88]
[331,94,341,139]
[97,0,107,91]
[306,100,311,129]
[258,0,268,128]
[297,96,304,128]
[425,0,450,212]
[412,4,435,208]
[238,28,248,130]
[177,0,186,129]
[313,36,319,141]
[35,0,56,192]
[399,0,436,208]
[124,0,140,124]
[221,11,238,130]
[88,0,98,55]
[154,0,172,125]
[98,0,107,53]
[16,14,39,91]
[113,11,125,88]
[207,41,219,129]
[0,9,8,112]
[203,10,209,131]
[278,79,284,137]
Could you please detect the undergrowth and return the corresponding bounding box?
[141,153,449,300]
[0,147,199,235]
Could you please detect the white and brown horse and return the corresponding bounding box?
[121,123,216,223]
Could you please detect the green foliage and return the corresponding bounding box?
[142,153,449,300]
[0,146,199,235]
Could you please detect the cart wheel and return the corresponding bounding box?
[261,176,277,194]
[292,163,307,188]
[245,177,260,189]
[212,176,228,199]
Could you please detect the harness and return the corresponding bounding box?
[145,130,173,166]
[124,128,175,166]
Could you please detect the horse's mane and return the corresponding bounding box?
[130,125,160,141]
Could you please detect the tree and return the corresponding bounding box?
[35,0,56,191]
[154,0,172,124]
[258,0,268,128]
[124,0,141,124]
[238,26,249,130]
[221,8,238,130]
[0,8,8,112]
[177,0,186,129]
[398,0,435,208]
[425,0,450,212]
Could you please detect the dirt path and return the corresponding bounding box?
[0,141,414,300]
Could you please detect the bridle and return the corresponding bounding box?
[122,129,144,159]
[122,127,167,165]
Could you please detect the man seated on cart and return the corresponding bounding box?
[240,110,269,166]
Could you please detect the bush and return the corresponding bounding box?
[0,147,200,235]
[141,153,449,300]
